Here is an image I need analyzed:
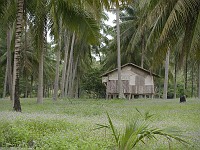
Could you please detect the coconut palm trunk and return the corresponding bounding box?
[53,21,62,101]
[35,0,47,104]
[64,32,75,97]
[69,55,79,98]
[116,8,125,99]
[163,49,170,99]
[12,0,24,112]
[67,55,73,97]
[61,30,70,98]
[37,24,46,104]
[53,48,61,101]
[37,46,44,103]
[37,22,47,103]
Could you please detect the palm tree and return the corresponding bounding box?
[3,28,13,99]
[116,8,125,99]
[163,48,170,99]
[52,19,62,101]
[6,28,13,100]
[60,30,70,98]
[103,2,153,70]
[28,0,48,104]
[101,2,134,99]
[64,32,75,97]
[12,0,24,112]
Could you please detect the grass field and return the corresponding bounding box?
[0,98,200,149]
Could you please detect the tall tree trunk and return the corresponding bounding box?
[12,0,24,112]
[53,49,61,100]
[163,49,170,99]
[68,55,73,97]
[116,8,125,99]
[53,42,61,100]
[24,7,28,98]
[61,30,70,98]
[37,14,47,103]
[7,28,13,100]
[37,43,44,103]
[53,20,62,101]
[64,32,75,97]
[174,60,177,99]
[69,55,79,98]
[24,10,28,98]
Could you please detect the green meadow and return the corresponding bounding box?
[0,98,200,149]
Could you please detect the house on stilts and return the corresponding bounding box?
[101,63,158,99]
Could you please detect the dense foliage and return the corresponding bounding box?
[81,67,106,98]
[0,0,200,106]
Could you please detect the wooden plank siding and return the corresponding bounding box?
[107,80,129,94]
[107,81,154,94]
[102,63,157,98]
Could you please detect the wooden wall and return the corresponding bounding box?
[103,65,155,95]
[107,81,154,94]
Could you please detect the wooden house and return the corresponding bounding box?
[101,63,158,99]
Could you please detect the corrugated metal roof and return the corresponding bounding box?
[101,63,159,77]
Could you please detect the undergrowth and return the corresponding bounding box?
[0,98,199,149]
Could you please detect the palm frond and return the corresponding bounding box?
[95,111,189,150]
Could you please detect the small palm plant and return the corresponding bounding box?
[95,110,188,150]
